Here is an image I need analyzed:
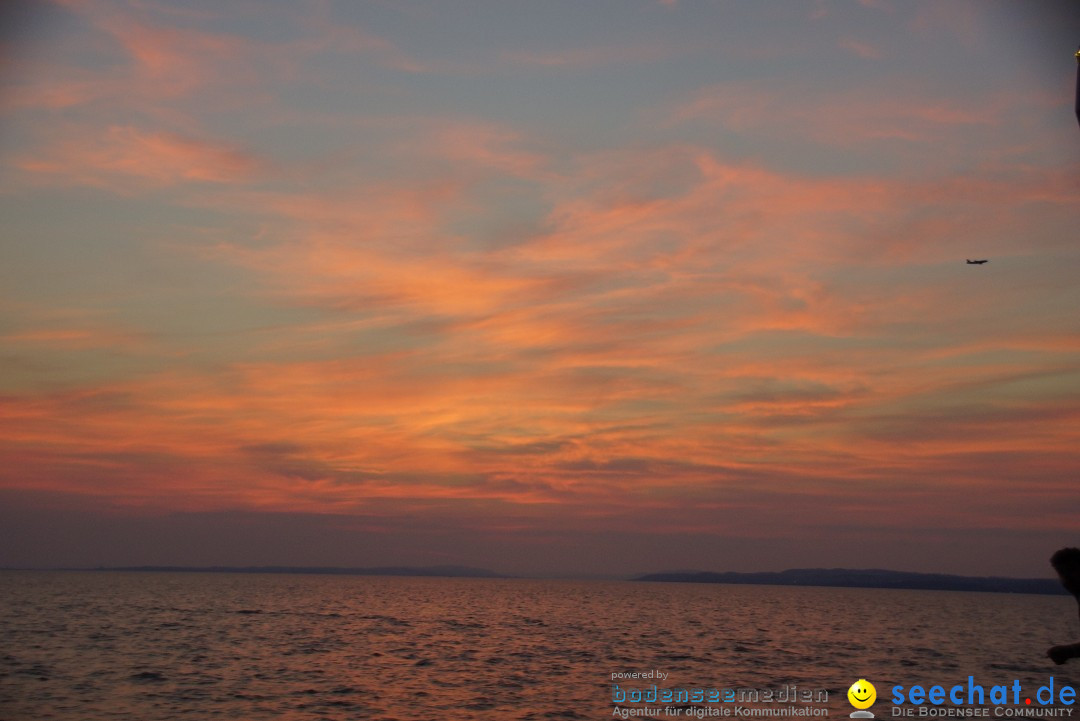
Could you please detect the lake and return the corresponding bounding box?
[1,571,1076,720]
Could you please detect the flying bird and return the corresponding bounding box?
[965,259,989,265]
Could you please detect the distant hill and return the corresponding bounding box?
[91,565,507,578]
[634,568,1067,595]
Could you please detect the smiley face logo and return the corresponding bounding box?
[848,679,876,710]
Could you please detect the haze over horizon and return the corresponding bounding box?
[1,0,1078,578]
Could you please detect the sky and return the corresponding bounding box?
[0,0,1078,578]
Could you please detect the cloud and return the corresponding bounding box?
[838,37,882,59]
[910,2,982,47]
[4,0,426,118]
[673,81,995,146]
[15,125,261,187]
[292,5,428,74]
[2,0,1078,575]
[502,43,674,70]
[5,123,1074,542]
[99,15,244,95]
[421,123,550,180]
[4,79,111,110]
[1,325,148,350]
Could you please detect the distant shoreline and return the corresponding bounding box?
[0,565,1068,595]
[633,568,1067,596]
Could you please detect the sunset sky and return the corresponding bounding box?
[1,0,1078,577]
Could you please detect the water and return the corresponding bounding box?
[1,572,1077,720]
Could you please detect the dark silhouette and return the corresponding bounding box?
[966,259,989,265]
[1075,47,1079,129]
[1047,547,1080,664]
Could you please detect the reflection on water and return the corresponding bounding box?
[0,572,1075,720]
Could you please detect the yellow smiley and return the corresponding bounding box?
[848,679,876,709]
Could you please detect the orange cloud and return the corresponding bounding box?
[2,5,1077,553]
[423,123,550,180]
[16,125,261,187]
[1,330,1076,539]
[2,326,148,350]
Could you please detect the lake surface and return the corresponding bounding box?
[1,572,1077,720]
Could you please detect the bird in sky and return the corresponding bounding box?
[966,259,989,265]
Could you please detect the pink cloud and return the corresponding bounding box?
[673,81,995,146]
[839,37,882,60]
[292,9,427,74]
[423,123,550,180]
[8,0,424,117]
[16,125,261,187]
[503,43,674,69]
[910,2,982,47]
